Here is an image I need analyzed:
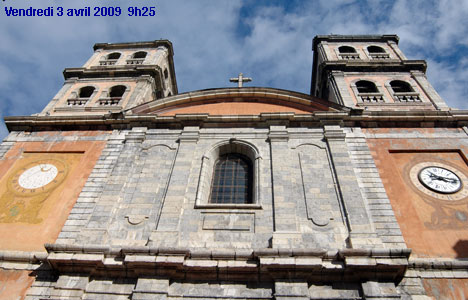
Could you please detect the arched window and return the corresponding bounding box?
[79,86,95,98]
[338,46,359,59]
[367,46,385,53]
[339,46,357,53]
[100,52,121,66]
[107,52,121,60]
[209,153,253,204]
[367,45,389,59]
[133,51,147,59]
[389,80,421,102]
[100,85,127,105]
[127,51,147,65]
[356,80,378,93]
[390,80,413,93]
[354,80,384,102]
[195,140,260,208]
[109,85,126,98]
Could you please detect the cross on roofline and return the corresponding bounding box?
[229,73,252,88]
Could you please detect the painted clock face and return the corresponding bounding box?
[418,166,462,194]
[409,161,468,202]
[18,164,58,189]
[8,159,68,195]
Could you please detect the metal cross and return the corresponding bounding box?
[229,73,252,88]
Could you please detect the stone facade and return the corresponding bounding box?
[0,35,467,299]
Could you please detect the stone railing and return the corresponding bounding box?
[126,58,145,65]
[369,53,390,59]
[394,92,421,102]
[359,93,384,102]
[98,97,121,105]
[67,98,89,106]
[339,53,360,60]
[99,59,118,66]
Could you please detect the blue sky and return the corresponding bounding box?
[1,0,467,140]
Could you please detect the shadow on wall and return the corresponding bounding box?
[453,240,468,258]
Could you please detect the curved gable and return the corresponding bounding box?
[129,87,346,116]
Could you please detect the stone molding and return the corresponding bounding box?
[41,243,411,282]
[6,109,468,133]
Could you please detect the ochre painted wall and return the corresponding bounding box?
[158,101,318,116]
[366,129,468,258]
[423,278,468,300]
[0,270,35,300]
[0,131,107,251]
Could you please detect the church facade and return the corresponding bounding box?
[0,35,467,299]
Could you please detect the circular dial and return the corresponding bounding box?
[8,159,68,195]
[418,166,462,194]
[18,164,58,189]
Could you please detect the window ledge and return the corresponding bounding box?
[195,203,262,209]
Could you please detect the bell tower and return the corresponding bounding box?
[40,40,178,116]
[311,35,449,111]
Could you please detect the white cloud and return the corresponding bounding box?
[0,0,467,142]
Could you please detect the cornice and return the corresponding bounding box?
[39,243,410,281]
[313,35,399,50]
[63,65,163,80]
[4,110,468,132]
[93,40,174,56]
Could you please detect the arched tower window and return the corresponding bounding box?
[109,85,126,98]
[339,46,357,53]
[100,52,121,66]
[356,80,378,93]
[390,80,413,93]
[133,51,147,59]
[367,46,385,53]
[209,153,253,204]
[389,80,421,102]
[367,45,389,59]
[127,51,147,65]
[79,86,95,98]
[338,46,359,59]
[100,85,127,105]
[354,80,384,102]
[107,52,121,60]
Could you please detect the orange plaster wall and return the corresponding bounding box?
[366,132,468,258]
[159,102,314,116]
[0,269,34,300]
[0,132,107,251]
[423,278,468,300]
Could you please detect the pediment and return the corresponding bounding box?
[129,87,348,116]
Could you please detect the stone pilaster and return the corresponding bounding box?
[268,126,301,247]
[150,126,200,247]
[323,125,382,248]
